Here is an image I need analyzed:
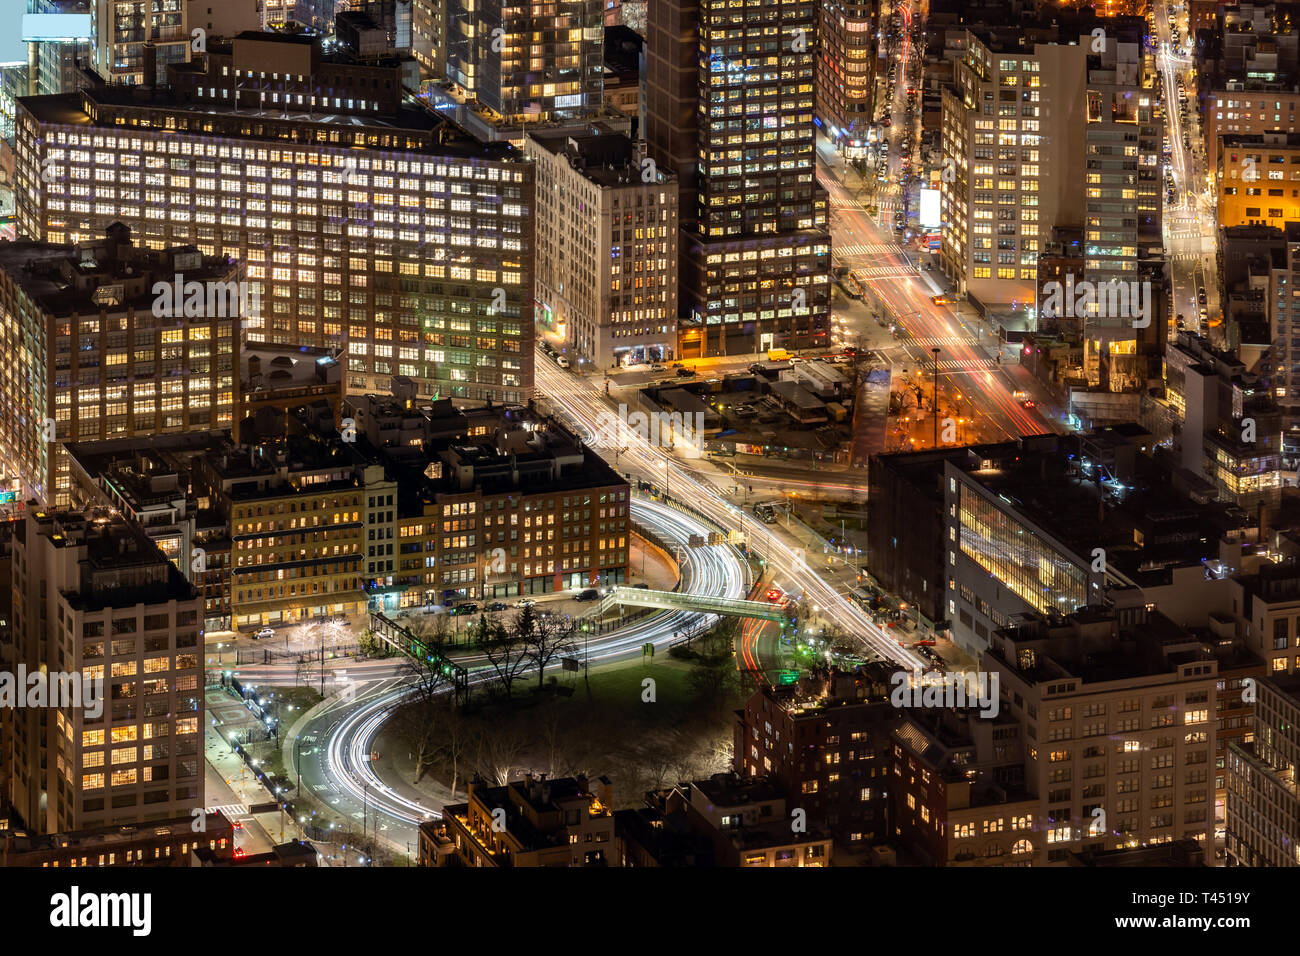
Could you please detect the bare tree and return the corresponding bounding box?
[471,719,529,786]
[393,651,449,783]
[479,613,529,702]
[522,612,579,690]
[437,700,470,802]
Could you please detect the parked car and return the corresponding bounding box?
[574,589,601,602]
[648,363,667,372]
[515,598,536,609]
[252,627,274,640]
[450,603,479,616]
[676,367,696,377]
[485,601,508,612]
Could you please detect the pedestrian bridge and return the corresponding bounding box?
[597,586,788,622]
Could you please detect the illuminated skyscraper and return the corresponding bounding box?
[647,0,831,358]
[443,0,605,124]
[90,0,189,86]
[816,0,877,160]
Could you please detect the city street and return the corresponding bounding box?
[1155,0,1222,341]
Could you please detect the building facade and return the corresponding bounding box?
[16,32,536,405]
[0,225,238,508]
[526,127,678,368]
[816,0,877,160]
[444,0,604,124]
[647,0,832,358]
[8,509,204,834]
[90,0,189,86]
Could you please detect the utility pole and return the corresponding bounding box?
[932,347,941,449]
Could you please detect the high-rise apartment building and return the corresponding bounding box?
[411,0,444,75]
[90,0,190,86]
[0,224,239,508]
[939,30,1088,309]
[443,0,604,124]
[8,508,204,834]
[816,0,877,160]
[26,0,93,97]
[525,126,678,368]
[647,0,831,358]
[1083,40,1163,287]
[16,32,536,405]
[941,20,1160,315]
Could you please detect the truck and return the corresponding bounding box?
[767,348,793,362]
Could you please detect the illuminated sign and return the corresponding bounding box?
[21,13,93,42]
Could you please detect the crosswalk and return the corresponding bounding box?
[836,242,906,257]
[901,336,981,348]
[850,265,918,280]
[206,803,250,819]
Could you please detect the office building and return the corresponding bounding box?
[90,0,189,86]
[985,601,1221,860]
[816,0,877,160]
[8,508,204,834]
[0,224,238,508]
[443,0,604,124]
[646,0,832,358]
[16,33,535,405]
[1226,673,1300,866]
[525,126,678,368]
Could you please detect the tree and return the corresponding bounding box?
[358,627,391,659]
[471,717,529,786]
[409,611,452,649]
[521,611,579,691]
[393,650,449,783]
[478,613,529,702]
[437,699,470,802]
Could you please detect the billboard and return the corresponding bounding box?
[21,13,93,42]
[919,188,941,229]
